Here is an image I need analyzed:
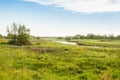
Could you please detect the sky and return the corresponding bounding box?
[0,0,120,37]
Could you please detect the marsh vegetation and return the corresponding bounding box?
[0,24,120,80]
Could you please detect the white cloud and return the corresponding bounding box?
[22,0,120,13]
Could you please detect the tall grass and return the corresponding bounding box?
[0,39,120,80]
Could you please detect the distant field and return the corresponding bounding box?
[0,39,120,80]
[70,39,120,48]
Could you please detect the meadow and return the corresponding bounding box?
[0,38,120,80]
[72,39,120,48]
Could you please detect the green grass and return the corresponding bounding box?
[71,39,120,48]
[0,39,120,80]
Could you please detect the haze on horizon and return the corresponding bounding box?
[0,0,120,37]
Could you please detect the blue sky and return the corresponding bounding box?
[0,0,120,36]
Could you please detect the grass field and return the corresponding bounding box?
[0,39,120,80]
[70,39,120,48]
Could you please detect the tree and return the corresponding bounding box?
[57,37,63,39]
[65,36,72,41]
[7,23,30,45]
[116,35,120,39]
[7,23,18,41]
[0,34,4,39]
[86,34,94,39]
[73,34,80,39]
[108,34,115,39]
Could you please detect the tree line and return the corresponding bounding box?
[0,23,120,45]
[57,34,120,41]
[72,34,120,39]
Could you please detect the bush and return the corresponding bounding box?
[65,36,72,41]
[0,34,4,39]
[7,23,31,45]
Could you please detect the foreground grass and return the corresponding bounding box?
[0,39,120,80]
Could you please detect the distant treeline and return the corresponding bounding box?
[57,34,120,41]
[1,33,120,40]
[73,34,120,39]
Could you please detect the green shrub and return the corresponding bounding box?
[7,23,31,45]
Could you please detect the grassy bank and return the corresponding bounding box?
[70,39,120,48]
